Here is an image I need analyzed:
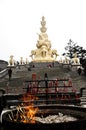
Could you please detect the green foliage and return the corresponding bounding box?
[63,39,86,59]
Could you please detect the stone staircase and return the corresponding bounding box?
[0,63,86,95]
[80,88,86,105]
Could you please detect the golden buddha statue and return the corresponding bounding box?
[30,16,59,62]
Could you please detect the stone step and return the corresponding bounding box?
[80,102,86,105]
[82,91,86,93]
[81,97,86,99]
[81,94,86,96]
[81,96,86,98]
[82,94,86,97]
[82,92,86,94]
[82,95,86,97]
[81,100,86,102]
[80,99,86,102]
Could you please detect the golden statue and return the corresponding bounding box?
[30,16,59,62]
[20,57,23,65]
[64,56,69,64]
[9,55,14,66]
[72,53,80,64]
[25,58,28,64]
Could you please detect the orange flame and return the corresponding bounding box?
[24,105,39,123]
[20,94,39,123]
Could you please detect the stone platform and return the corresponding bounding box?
[29,61,59,68]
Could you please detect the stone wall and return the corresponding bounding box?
[29,61,59,68]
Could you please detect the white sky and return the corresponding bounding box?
[0,0,86,62]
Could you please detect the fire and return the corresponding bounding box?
[20,94,39,123]
[21,94,39,105]
[8,94,39,123]
[24,105,39,123]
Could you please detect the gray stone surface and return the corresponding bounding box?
[0,63,86,95]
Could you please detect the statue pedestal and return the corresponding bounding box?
[29,61,59,68]
[62,63,71,69]
[17,64,26,70]
[71,64,81,71]
[7,65,16,74]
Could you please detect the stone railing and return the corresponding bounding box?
[0,68,8,78]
